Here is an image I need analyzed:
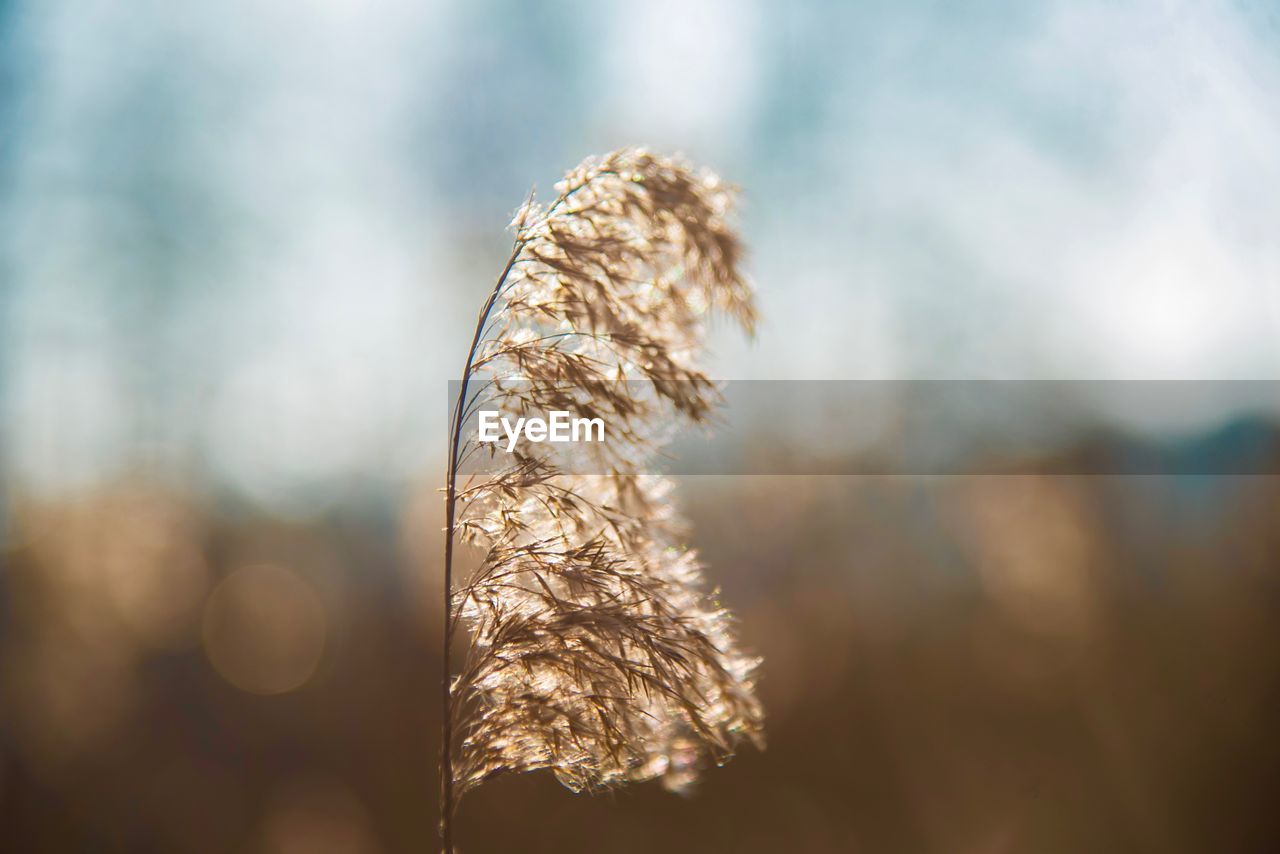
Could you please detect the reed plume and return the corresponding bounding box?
[442,148,764,852]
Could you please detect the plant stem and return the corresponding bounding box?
[441,174,595,851]
[441,239,525,854]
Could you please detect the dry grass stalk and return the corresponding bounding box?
[442,149,764,852]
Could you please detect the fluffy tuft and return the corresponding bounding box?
[447,149,764,801]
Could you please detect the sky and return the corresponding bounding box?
[1,0,1278,507]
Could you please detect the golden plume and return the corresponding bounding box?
[441,149,763,851]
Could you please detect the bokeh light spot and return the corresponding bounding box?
[257,776,380,854]
[203,564,327,695]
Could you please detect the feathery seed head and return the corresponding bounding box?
[448,149,763,801]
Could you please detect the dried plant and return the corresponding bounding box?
[442,149,764,852]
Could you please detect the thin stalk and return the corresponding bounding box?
[440,171,610,851]
[441,238,525,854]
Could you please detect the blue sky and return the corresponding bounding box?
[2,0,1278,504]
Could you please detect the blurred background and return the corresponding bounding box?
[2,0,1279,851]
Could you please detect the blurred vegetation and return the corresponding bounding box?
[3,433,1279,852]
